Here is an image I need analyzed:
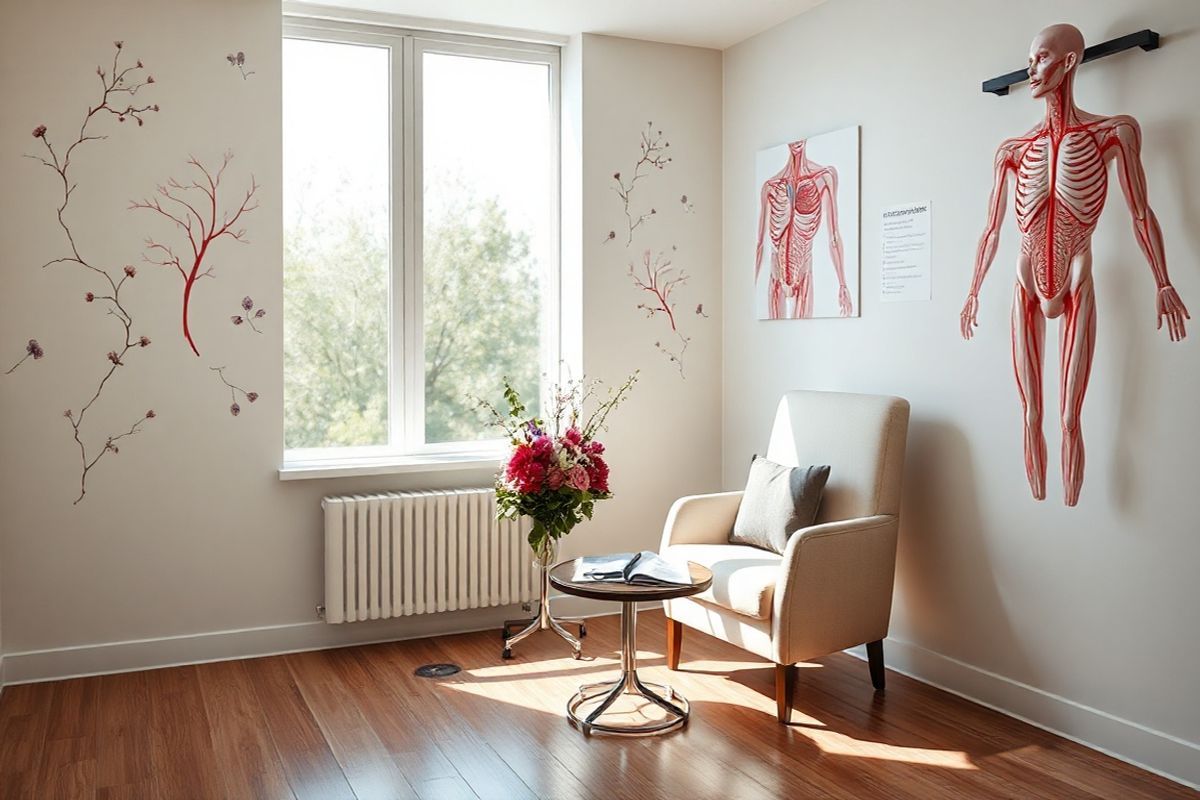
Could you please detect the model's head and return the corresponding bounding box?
[1028,24,1084,99]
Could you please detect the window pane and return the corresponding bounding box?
[422,53,552,444]
[283,39,390,449]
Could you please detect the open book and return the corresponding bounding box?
[573,551,693,587]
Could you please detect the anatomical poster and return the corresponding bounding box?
[754,125,860,319]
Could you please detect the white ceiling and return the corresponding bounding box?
[298,0,828,50]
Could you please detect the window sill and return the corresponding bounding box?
[279,451,504,481]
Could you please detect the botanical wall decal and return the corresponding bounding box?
[6,339,45,375]
[225,51,254,80]
[211,366,258,416]
[605,122,705,378]
[26,42,160,503]
[231,296,266,333]
[629,249,690,376]
[132,151,259,356]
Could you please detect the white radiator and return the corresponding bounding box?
[322,489,537,624]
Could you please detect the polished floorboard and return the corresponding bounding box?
[0,609,1193,799]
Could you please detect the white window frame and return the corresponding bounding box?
[281,16,561,478]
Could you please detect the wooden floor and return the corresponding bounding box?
[0,610,1192,800]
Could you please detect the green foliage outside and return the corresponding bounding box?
[284,185,543,450]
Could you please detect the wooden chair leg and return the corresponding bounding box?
[866,639,886,691]
[666,618,683,670]
[775,664,796,723]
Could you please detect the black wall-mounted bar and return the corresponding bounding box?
[982,29,1160,96]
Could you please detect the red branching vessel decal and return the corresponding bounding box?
[131,152,258,357]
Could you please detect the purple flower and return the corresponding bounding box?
[230,402,241,417]
[26,339,44,359]
[231,315,244,326]
[124,265,137,277]
[254,308,266,319]
[246,391,259,403]
[241,296,254,311]
[32,125,47,138]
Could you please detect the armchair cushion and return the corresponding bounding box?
[662,543,782,620]
[729,458,830,554]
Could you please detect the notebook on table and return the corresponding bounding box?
[572,551,692,586]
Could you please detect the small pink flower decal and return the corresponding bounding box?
[226,51,255,80]
[85,292,95,302]
[114,40,124,49]
[6,339,45,375]
[107,351,123,366]
[138,335,151,347]
[145,409,156,419]
[123,265,136,278]
[232,296,266,333]
[32,125,47,138]
[212,366,257,418]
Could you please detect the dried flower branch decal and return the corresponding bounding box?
[211,366,258,417]
[131,151,259,356]
[629,249,690,377]
[6,339,45,375]
[226,51,254,80]
[231,296,266,333]
[26,41,159,503]
[611,122,670,246]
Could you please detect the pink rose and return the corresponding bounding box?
[566,465,590,492]
[546,466,565,490]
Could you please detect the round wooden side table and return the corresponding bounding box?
[549,558,713,736]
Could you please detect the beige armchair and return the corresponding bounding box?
[660,390,910,722]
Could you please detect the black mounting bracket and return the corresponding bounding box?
[982,29,1160,96]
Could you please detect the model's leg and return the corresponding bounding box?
[768,275,784,319]
[1011,282,1047,500]
[797,269,814,318]
[1059,274,1097,507]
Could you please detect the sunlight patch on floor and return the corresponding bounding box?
[800,729,978,769]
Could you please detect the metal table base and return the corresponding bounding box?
[502,561,586,660]
[567,601,689,736]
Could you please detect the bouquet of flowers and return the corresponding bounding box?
[479,373,638,563]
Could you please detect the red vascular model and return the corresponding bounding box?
[756,139,852,319]
[961,24,1189,506]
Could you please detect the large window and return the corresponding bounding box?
[282,20,559,466]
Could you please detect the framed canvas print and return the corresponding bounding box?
[754,125,860,319]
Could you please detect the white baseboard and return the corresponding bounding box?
[1,595,629,687]
[847,637,1200,791]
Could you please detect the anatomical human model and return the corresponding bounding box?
[961,24,1189,506]
[756,139,853,318]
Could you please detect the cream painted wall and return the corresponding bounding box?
[0,8,722,680]
[723,0,1200,784]
[567,33,724,563]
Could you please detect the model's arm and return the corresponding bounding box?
[961,142,1015,340]
[1108,116,1189,342]
[821,167,853,317]
[755,182,770,283]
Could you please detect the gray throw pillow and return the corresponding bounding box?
[729,457,830,555]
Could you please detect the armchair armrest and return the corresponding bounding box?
[659,491,744,550]
[772,514,899,665]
